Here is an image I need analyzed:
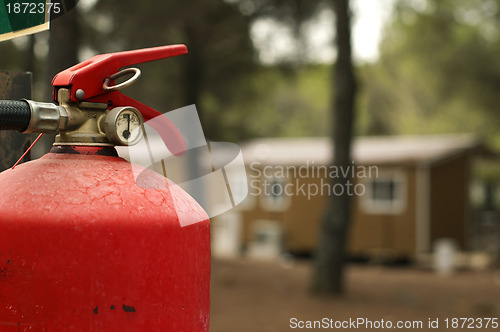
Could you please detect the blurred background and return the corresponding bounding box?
[2,0,500,330]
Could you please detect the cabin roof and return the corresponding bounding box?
[241,134,481,166]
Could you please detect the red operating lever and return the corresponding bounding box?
[52,45,188,156]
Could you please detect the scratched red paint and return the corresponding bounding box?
[0,148,210,331]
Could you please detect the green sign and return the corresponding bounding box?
[0,0,52,42]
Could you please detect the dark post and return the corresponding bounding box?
[0,70,33,171]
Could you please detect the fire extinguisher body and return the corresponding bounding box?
[0,147,210,331]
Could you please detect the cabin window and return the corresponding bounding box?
[260,177,291,211]
[361,170,406,214]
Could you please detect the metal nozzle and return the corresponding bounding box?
[22,100,68,133]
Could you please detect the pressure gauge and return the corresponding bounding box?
[105,107,144,146]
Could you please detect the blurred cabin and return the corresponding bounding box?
[211,134,496,262]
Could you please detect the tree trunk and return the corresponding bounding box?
[311,0,357,295]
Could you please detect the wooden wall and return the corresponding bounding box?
[238,155,471,258]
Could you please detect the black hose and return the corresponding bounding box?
[0,100,31,132]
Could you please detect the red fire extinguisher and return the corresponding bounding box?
[0,45,210,331]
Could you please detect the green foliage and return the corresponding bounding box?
[359,0,500,148]
[201,64,331,141]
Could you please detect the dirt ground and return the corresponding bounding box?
[210,259,500,331]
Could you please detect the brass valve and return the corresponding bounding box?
[21,88,144,146]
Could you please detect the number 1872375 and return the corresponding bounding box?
[444,318,498,329]
[6,2,61,15]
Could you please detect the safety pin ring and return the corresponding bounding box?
[103,67,141,91]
